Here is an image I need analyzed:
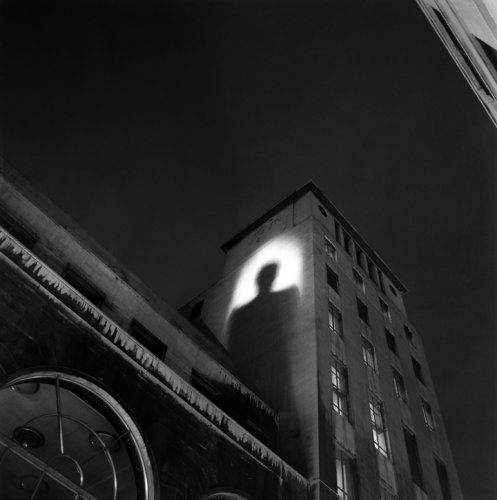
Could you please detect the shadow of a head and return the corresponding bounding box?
[256,262,279,294]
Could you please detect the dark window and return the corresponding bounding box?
[327,266,339,293]
[388,284,397,296]
[435,457,452,500]
[318,204,328,217]
[367,258,377,284]
[129,320,167,360]
[357,298,369,324]
[62,266,106,307]
[379,298,391,321]
[328,302,343,337]
[378,270,386,294]
[190,300,204,320]
[421,399,435,430]
[343,232,353,255]
[404,325,415,344]
[355,247,364,269]
[325,237,337,260]
[353,269,364,292]
[411,357,424,384]
[393,369,408,402]
[0,207,37,249]
[385,329,397,354]
[403,427,424,488]
[191,370,219,403]
[334,220,342,245]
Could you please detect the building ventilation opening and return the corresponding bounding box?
[0,371,154,500]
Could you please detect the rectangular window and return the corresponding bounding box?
[403,427,424,488]
[421,399,435,430]
[336,450,354,499]
[343,231,353,255]
[362,337,376,370]
[393,369,408,402]
[129,320,168,361]
[369,395,390,457]
[385,329,397,354]
[325,237,337,261]
[404,325,415,345]
[328,302,343,337]
[356,298,369,324]
[435,457,452,500]
[378,270,386,294]
[355,247,364,269]
[327,266,339,294]
[334,220,343,245]
[0,207,38,249]
[353,269,365,292]
[191,369,220,403]
[411,357,424,384]
[379,298,391,321]
[367,258,377,284]
[62,266,106,307]
[331,359,348,417]
[190,300,204,319]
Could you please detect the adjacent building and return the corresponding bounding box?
[0,160,463,499]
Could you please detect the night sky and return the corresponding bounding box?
[1,1,495,498]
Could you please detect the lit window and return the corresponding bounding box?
[328,302,343,337]
[362,338,376,370]
[379,298,391,322]
[336,450,354,499]
[393,369,408,402]
[331,359,348,417]
[353,269,365,292]
[325,237,337,261]
[356,298,369,325]
[385,329,397,354]
[411,357,424,384]
[369,396,390,457]
[421,399,435,430]
[327,266,339,294]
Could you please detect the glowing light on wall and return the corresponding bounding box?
[225,235,303,331]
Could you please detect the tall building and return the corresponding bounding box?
[414,0,497,126]
[0,161,463,500]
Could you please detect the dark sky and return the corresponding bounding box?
[1,0,495,498]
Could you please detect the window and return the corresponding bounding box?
[191,370,220,403]
[62,265,106,307]
[379,298,391,322]
[369,396,390,457]
[356,298,369,324]
[378,270,386,294]
[327,266,339,293]
[362,337,376,370]
[385,329,396,354]
[328,302,343,337]
[411,357,424,384]
[343,231,353,255]
[403,427,424,488]
[367,258,378,284]
[392,369,408,402]
[0,207,38,249]
[388,284,397,296]
[331,359,348,417]
[355,247,364,269]
[353,269,365,292]
[435,457,452,500]
[421,399,435,430]
[325,237,337,261]
[404,325,415,345]
[190,299,204,319]
[334,220,342,245]
[336,450,354,499]
[129,320,167,361]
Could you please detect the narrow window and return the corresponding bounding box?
[334,220,343,245]
[378,269,386,294]
[435,457,452,500]
[379,298,391,322]
[411,357,424,384]
[331,359,348,417]
[393,369,408,402]
[353,269,365,292]
[327,266,339,294]
[336,450,354,499]
[421,399,435,430]
[367,258,377,284]
[325,237,337,261]
[404,325,415,345]
[356,298,369,324]
[385,329,397,354]
[369,396,390,457]
[403,427,424,488]
[362,337,376,370]
[62,265,106,307]
[190,300,204,320]
[355,247,364,269]
[0,207,38,249]
[343,231,353,255]
[328,302,343,337]
[191,369,220,403]
[129,320,167,361]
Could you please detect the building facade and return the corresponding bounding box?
[415,0,497,126]
[0,161,462,499]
